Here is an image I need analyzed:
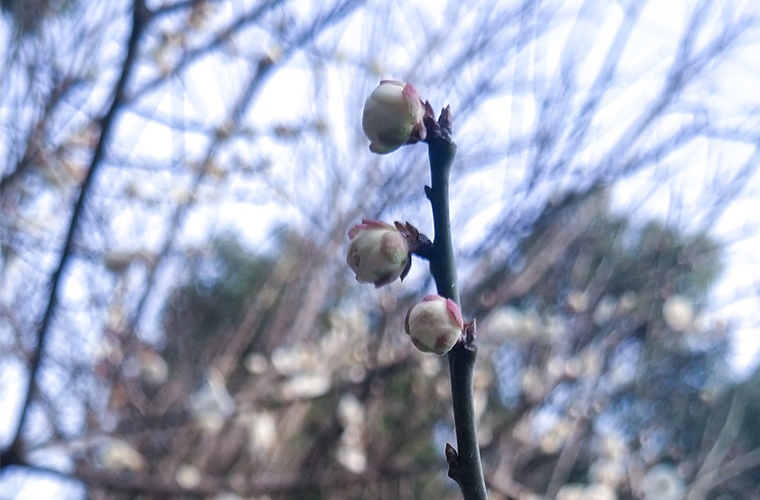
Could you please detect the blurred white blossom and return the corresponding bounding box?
[585,483,617,500]
[520,311,543,339]
[564,357,583,379]
[608,356,637,388]
[328,307,369,339]
[244,352,269,374]
[538,417,574,454]
[542,314,567,341]
[93,336,123,365]
[482,306,524,340]
[338,394,365,428]
[518,493,542,500]
[599,433,629,461]
[590,459,626,487]
[271,344,317,375]
[617,291,638,315]
[567,290,589,313]
[557,483,617,500]
[512,416,534,445]
[556,484,586,500]
[642,464,684,500]
[581,349,604,378]
[663,295,694,332]
[420,356,442,377]
[99,438,145,472]
[169,185,193,204]
[336,394,367,474]
[138,348,169,385]
[176,464,202,488]
[473,389,488,423]
[280,373,331,399]
[190,369,236,434]
[547,356,565,379]
[482,306,565,342]
[521,367,547,402]
[239,411,276,454]
[105,303,126,332]
[593,295,617,325]
[214,494,243,500]
[336,442,367,473]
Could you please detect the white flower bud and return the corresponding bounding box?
[405,295,463,355]
[347,219,410,287]
[361,80,425,154]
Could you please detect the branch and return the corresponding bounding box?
[424,106,488,499]
[687,393,747,499]
[1,0,150,468]
[119,0,366,350]
[12,460,443,498]
[0,75,82,197]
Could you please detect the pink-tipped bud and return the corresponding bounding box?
[361,80,426,154]
[405,295,463,355]
[347,219,410,288]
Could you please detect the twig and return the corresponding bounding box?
[0,0,150,469]
[424,105,488,499]
[16,460,442,497]
[687,393,747,499]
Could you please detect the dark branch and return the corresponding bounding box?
[424,107,488,499]
[1,0,150,468]
[10,459,442,498]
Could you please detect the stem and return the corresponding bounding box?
[426,129,488,500]
[427,139,459,305]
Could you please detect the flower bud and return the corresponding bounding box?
[347,219,411,287]
[405,295,463,355]
[362,80,425,154]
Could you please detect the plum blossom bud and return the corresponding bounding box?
[362,80,426,154]
[347,219,411,287]
[405,295,464,355]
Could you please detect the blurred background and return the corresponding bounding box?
[1,0,760,498]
